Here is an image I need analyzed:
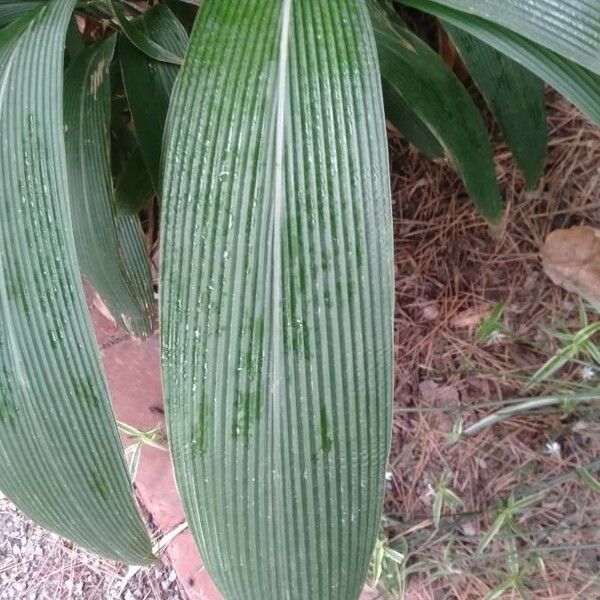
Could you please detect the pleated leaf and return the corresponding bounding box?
[119,3,188,190]
[370,1,502,223]
[401,0,600,128]
[111,0,183,65]
[444,24,547,188]
[160,1,393,598]
[117,216,154,313]
[64,36,153,338]
[0,0,42,27]
[0,0,153,563]
[409,0,600,76]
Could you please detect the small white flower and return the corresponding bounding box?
[385,471,393,481]
[581,365,597,381]
[545,441,561,457]
[487,330,507,346]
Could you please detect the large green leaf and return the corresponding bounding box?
[64,36,153,338]
[400,0,600,128]
[160,1,393,598]
[0,1,153,563]
[444,24,547,188]
[0,0,42,27]
[119,3,188,190]
[409,0,600,76]
[370,1,502,223]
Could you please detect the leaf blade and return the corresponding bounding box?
[400,0,600,128]
[111,0,183,66]
[0,0,153,564]
[410,0,600,76]
[444,24,547,188]
[119,3,188,189]
[64,36,154,338]
[370,1,503,224]
[382,78,443,159]
[0,0,43,27]
[160,0,394,597]
[115,146,154,215]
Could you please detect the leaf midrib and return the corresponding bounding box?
[268,3,292,589]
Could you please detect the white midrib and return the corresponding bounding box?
[271,0,291,424]
[269,0,291,591]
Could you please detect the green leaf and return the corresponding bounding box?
[117,215,155,314]
[475,300,505,343]
[160,1,393,598]
[64,36,153,338]
[119,3,188,189]
[432,487,444,528]
[110,0,183,66]
[577,467,600,493]
[444,25,547,188]
[369,1,502,224]
[115,146,155,215]
[0,0,43,27]
[406,0,600,76]
[372,4,442,158]
[382,78,443,159]
[478,510,508,553]
[0,0,152,564]
[399,0,600,128]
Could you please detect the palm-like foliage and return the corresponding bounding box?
[0,0,598,597]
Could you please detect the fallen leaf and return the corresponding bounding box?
[541,226,600,307]
[419,380,459,407]
[451,304,491,329]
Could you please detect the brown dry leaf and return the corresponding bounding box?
[419,380,459,407]
[541,226,600,307]
[450,304,492,329]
